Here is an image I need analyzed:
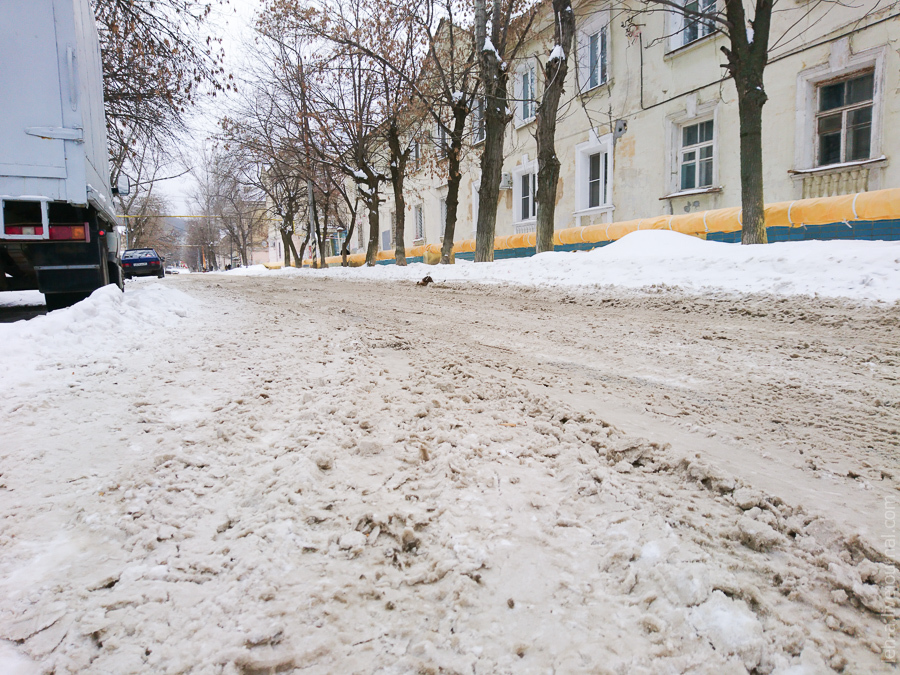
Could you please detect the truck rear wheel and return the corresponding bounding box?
[44,292,89,311]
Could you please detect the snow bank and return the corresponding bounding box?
[0,284,199,396]
[223,231,900,302]
[0,291,44,308]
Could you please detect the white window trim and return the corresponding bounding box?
[511,155,538,227]
[793,42,886,173]
[574,131,614,222]
[473,98,486,144]
[514,60,537,128]
[413,203,425,243]
[666,97,720,197]
[666,0,717,54]
[678,119,715,191]
[471,177,480,237]
[433,122,449,158]
[577,10,610,94]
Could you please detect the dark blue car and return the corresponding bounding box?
[122,248,165,279]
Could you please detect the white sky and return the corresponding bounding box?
[155,0,264,215]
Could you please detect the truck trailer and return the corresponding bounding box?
[0,0,123,310]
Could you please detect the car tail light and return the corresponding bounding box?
[123,262,132,267]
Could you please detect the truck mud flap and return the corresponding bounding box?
[34,264,105,294]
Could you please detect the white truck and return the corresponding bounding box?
[0,0,123,309]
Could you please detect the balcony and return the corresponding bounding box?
[789,156,887,199]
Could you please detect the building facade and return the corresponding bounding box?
[378,0,899,254]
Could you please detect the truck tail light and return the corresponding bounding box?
[3,226,44,235]
[48,226,86,240]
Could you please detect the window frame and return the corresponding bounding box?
[814,69,874,167]
[574,131,614,218]
[434,123,448,158]
[678,118,715,191]
[511,155,538,227]
[578,10,610,93]
[473,97,486,144]
[668,0,717,52]
[793,43,886,174]
[414,203,425,242]
[515,60,537,127]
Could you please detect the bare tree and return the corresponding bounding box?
[125,193,177,253]
[474,0,537,261]
[534,0,575,253]
[261,1,389,266]
[93,0,229,178]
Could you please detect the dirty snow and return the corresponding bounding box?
[1,238,899,673]
[230,231,900,303]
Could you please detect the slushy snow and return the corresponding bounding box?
[1,234,898,673]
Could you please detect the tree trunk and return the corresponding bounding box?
[737,90,767,244]
[297,226,310,268]
[721,0,772,245]
[364,190,381,266]
[535,0,575,254]
[441,105,468,264]
[341,201,359,266]
[474,0,509,263]
[386,125,408,266]
[281,229,292,266]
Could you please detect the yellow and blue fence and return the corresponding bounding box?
[301,188,900,267]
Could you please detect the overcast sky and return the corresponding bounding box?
[155,0,263,214]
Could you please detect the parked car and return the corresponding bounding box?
[164,266,179,275]
[122,249,165,279]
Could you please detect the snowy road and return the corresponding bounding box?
[2,271,899,674]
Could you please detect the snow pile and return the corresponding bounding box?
[0,291,44,308]
[0,284,198,396]
[227,231,900,302]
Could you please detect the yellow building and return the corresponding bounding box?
[378,1,899,257]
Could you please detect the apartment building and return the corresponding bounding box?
[383,0,899,252]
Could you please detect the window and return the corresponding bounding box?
[674,0,715,49]
[679,119,714,190]
[516,63,537,124]
[473,98,486,143]
[816,70,873,166]
[578,12,610,94]
[588,152,606,208]
[389,210,396,246]
[471,178,480,236]
[520,172,537,221]
[588,31,607,89]
[414,204,424,241]
[435,124,448,157]
[412,140,421,163]
[574,132,613,215]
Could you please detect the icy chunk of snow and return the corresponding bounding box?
[483,38,498,55]
[549,45,565,61]
[690,591,764,670]
[452,91,464,102]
